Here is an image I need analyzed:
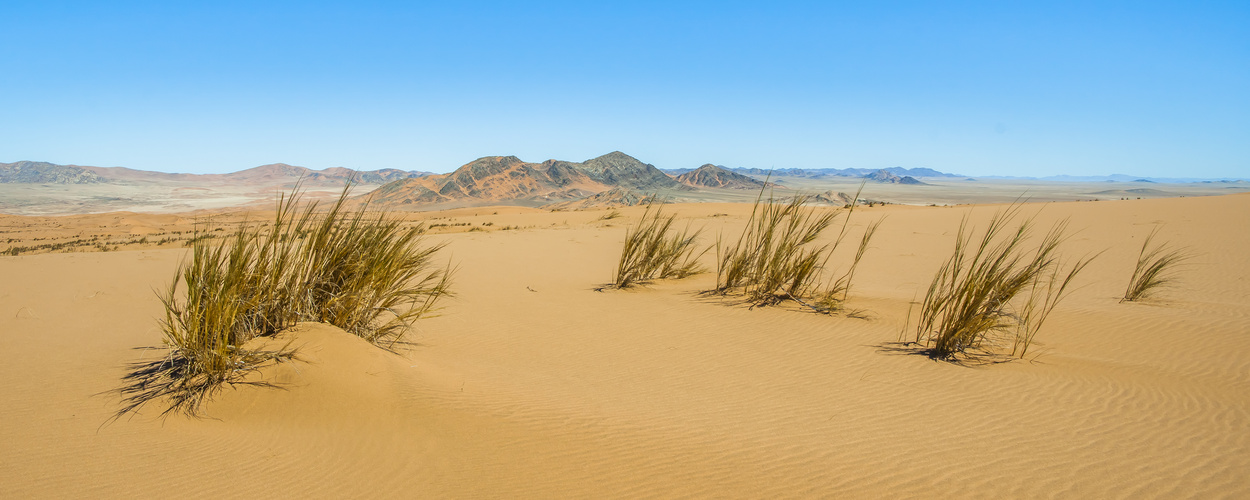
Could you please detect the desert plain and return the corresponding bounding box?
[1,181,1248,498]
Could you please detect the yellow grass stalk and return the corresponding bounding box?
[912,203,1095,360]
[713,180,879,312]
[1121,225,1189,302]
[113,182,452,418]
[611,199,707,288]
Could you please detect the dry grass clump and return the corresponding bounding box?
[711,183,880,312]
[113,184,452,418]
[295,191,453,346]
[598,209,623,221]
[611,201,706,288]
[908,204,1094,361]
[1121,225,1189,302]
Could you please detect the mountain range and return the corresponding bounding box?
[367,152,688,206]
[365,153,952,207]
[662,166,960,179]
[0,155,955,209]
[675,164,770,190]
[0,161,107,184]
[0,161,431,185]
[979,174,1250,183]
[863,169,927,185]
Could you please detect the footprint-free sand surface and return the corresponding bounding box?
[2,194,1248,498]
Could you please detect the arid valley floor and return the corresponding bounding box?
[2,181,1248,498]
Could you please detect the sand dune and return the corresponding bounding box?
[1,194,1247,498]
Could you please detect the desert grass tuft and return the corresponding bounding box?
[293,186,453,348]
[598,209,623,221]
[112,182,452,419]
[1121,225,1189,302]
[712,181,879,312]
[909,203,1095,361]
[611,200,707,288]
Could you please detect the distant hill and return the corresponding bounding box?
[676,164,769,189]
[2,160,431,185]
[719,166,960,179]
[863,169,927,185]
[369,155,603,206]
[368,152,684,207]
[981,174,1250,183]
[725,167,810,177]
[433,156,603,201]
[208,163,433,184]
[578,152,682,191]
[1088,188,1173,197]
[0,161,106,184]
[883,167,955,178]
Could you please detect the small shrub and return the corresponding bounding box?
[712,183,878,312]
[1121,226,1189,302]
[611,200,706,288]
[293,188,454,347]
[598,210,622,221]
[909,204,1095,360]
[113,183,453,418]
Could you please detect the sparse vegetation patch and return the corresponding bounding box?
[907,204,1095,361]
[710,183,880,313]
[610,200,706,288]
[1121,225,1189,302]
[112,183,452,418]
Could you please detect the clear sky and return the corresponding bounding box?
[2,1,1246,177]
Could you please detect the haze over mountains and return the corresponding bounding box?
[0,160,430,185]
[663,165,959,179]
[365,152,945,208]
[1,155,961,188]
[2,152,949,209]
[0,161,107,184]
[6,154,1246,215]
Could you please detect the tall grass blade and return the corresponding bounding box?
[913,204,1093,361]
[611,198,707,288]
[1121,225,1189,302]
[712,177,880,313]
[112,181,453,418]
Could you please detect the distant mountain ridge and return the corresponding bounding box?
[367,154,946,209]
[676,164,770,189]
[5,154,942,209]
[662,166,961,178]
[0,160,432,185]
[368,151,683,206]
[11,158,1243,188]
[864,169,927,185]
[0,161,107,184]
[220,163,428,184]
[981,174,1250,183]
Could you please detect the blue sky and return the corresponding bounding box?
[2,1,1246,177]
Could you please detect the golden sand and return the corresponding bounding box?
[1,194,1247,498]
